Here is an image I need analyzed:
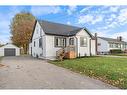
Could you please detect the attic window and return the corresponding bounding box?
[34,41,36,47]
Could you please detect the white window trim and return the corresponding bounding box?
[54,37,66,47]
[80,37,87,47]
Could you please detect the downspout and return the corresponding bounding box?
[95,33,98,55]
[89,39,91,56]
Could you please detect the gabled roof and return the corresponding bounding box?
[38,20,82,36]
[30,20,94,41]
[0,43,20,48]
[98,37,127,44]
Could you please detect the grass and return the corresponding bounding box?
[50,56,127,89]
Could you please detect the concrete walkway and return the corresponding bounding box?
[0,56,117,89]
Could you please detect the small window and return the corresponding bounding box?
[69,38,74,45]
[39,38,42,47]
[55,37,66,47]
[34,41,36,47]
[80,37,87,47]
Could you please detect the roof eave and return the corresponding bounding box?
[83,28,95,39]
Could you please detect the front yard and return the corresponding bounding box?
[51,56,127,89]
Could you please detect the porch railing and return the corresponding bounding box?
[56,45,76,60]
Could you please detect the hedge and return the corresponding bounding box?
[110,49,123,54]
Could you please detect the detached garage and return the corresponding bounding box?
[0,43,20,56]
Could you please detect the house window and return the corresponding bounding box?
[55,37,66,47]
[115,43,119,48]
[39,38,42,48]
[109,43,113,48]
[123,44,126,49]
[80,37,87,47]
[69,38,74,45]
[34,41,35,47]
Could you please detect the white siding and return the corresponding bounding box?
[91,40,96,55]
[30,21,96,60]
[30,21,46,58]
[45,35,65,60]
[0,47,4,56]
[0,44,20,56]
[29,43,32,55]
[97,38,109,53]
[44,33,95,59]
[76,29,92,56]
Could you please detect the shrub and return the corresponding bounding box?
[110,49,123,54]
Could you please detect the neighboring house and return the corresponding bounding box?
[97,37,127,54]
[29,20,96,60]
[0,43,20,56]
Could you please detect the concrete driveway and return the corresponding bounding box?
[0,56,117,89]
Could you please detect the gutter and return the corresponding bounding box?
[95,33,98,55]
[89,39,92,56]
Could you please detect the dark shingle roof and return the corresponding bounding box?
[30,20,94,42]
[38,20,82,36]
[98,37,127,44]
[38,20,93,37]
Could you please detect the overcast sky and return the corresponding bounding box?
[0,6,127,44]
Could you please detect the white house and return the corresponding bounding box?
[29,20,96,60]
[97,37,127,54]
[0,43,20,56]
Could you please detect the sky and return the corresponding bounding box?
[0,6,127,44]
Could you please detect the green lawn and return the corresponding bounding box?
[50,56,127,89]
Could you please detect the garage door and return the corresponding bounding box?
[4,48,16,56]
